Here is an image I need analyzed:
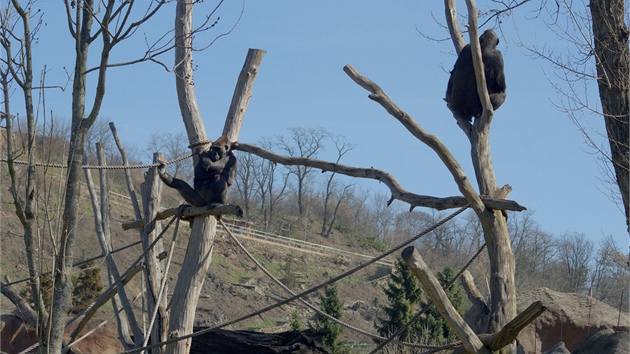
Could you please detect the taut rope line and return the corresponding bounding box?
[120,205,470,354]
[0,153,193,170]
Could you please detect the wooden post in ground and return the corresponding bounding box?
[141,153,168,352]
[401,246,491,354]
[165,4,266,350]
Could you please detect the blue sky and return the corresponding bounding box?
[13,1,628,249]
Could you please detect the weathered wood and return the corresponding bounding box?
[453,301,546,354]
[223,48,266,139]
[142,153,168,353]
[82,147,140,348]
[0,277,38,328]
[122,204,244,230]
[166,4,265,350]
[461,270,490,333]
[444,1,517,347]
[234,143,526,212]
[401,247,491,354]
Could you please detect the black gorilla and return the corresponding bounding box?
[445,29,506,121]
[159,136,237,207]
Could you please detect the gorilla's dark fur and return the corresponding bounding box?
[159,136,237,207]
[446,29,506,121]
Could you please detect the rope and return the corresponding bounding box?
[120,205,469,354]
[220,219,457,350]
[2,240,143,287]
[369,243,488,354]
[187,140,212,149]
[0,153,193,170]
[66,213,181,326]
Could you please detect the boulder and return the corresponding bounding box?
[572,325,630,354]
[516,288,629,353]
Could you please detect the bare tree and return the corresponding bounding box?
[528,0,629,232]
[320,133,355,238]
[234,150,257,216]
[253,138,289,230]
[556,232,594,293]
[1,0,178,351]
[507,211,557,290]
[590,235,630,309]
[277,127,327,217]
[0,0,49,339]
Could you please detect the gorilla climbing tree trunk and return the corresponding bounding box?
[451,0,517,351]
[471,2,516,352]
[166,2,265,352]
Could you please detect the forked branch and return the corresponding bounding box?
[342,64,489,214]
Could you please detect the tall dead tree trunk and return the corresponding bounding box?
[166,2,265,352]
[444,1,517,344]
[589,0,629,233]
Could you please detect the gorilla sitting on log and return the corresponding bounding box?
[159,136,237,210]
[445,29,506,122]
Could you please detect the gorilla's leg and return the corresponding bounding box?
[159,166,206,206]
[166,177,207,207]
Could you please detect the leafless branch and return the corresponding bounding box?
[234,142,525,212]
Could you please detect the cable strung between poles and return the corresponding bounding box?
[219,218,458,350]
[369,243,488,353]
[120,205,470,354]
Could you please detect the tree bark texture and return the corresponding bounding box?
[402,247,491,354]
[142,153,168,352]
[166,2,265,352]
[589,0,630,233]
[464,1,517,344]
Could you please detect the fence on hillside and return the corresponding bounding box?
[218,220,394,268]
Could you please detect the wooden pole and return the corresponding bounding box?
[401,246,490,354]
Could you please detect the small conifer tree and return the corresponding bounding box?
[314,282,345,353]
[375,258,423,344]
[417,266,465,344]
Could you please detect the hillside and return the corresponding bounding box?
[0,180,396,349]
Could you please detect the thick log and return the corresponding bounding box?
[141,153,169,352]
[165,24,265,351]
[401,247,490,354]
[121,204,244,230]
[453,301,546,354]
[461,270,490,333]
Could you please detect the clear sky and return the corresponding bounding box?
[10,1,628,249]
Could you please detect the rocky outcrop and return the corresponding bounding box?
[572,325,630,354]
[516,288,629,353]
